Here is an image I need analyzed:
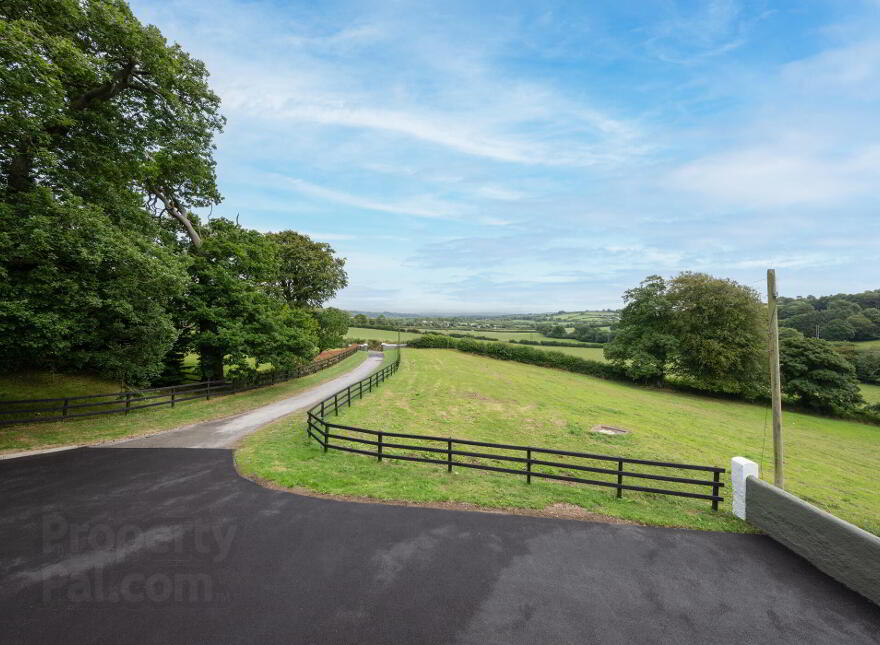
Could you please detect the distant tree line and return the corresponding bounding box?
[0,1,349,387]
[778,291,880,341]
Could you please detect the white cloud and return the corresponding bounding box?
[670,146,878,207]
[272,175,463,219]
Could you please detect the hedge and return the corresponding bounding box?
[408,334,626,381]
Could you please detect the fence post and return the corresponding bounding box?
[359,380,363,400]
[347,385,352,407]
[712,471,721,511]
[323,421,329,453]
[206,381,212,401]
[171,387,176,408]
[321,400,325,419]
[334,393,338,416]
[125,392,131,415]
[527,449,532,484]
[63,398,69,419]
[447,439,453,473]
[378,432,383,462]
[617,460,624,498]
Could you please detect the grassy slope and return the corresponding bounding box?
[861,383,880,405]
[0,351,368,453]
[238,349,879,534]
[0,372,122,402]
[852,339,880,351]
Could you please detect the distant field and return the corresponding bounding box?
[346,326,603,346]
[537,345,607,361]
[852,339,880,352]
[239,349,880,534]
[861,383,880,405]
[346,327,424,342]
[432,330,548,341]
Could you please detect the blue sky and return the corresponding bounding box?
[131,0,880,313]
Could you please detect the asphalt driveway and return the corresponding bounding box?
[1,447,878,644]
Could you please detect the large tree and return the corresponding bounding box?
[179,219,319,381]
[314,308,351,352]
[604,275,678,382]
[268,231,348,308]
[666,272,766,394]
[605,273,766,393]
[1,0,223,243]
[1,0,224,383]
[780,333,863,411]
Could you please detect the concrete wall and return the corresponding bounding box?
[745,474,880,607]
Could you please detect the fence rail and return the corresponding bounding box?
[0,345,361,426]
[306,350,725,510]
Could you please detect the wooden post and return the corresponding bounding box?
[767,269,785,489]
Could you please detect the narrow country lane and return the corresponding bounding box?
[106,351,384,449]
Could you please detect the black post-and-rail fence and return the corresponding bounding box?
[0,345,361,426]
[307,349,725,510]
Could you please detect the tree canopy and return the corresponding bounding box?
[780,332,863,412]
[1,0,348,386]
[605,273,766,393]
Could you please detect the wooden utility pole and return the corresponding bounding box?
[767,269,784,489]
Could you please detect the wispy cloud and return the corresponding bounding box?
[273,175,463,219]
[132,0,880,311]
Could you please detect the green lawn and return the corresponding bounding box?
[238,349,879,535]
[861,383,880,405]
[852,339,880,352]
[0,351,368,453]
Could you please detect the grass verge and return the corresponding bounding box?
[0,351,368,453]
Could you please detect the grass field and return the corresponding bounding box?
[861,383,880,405]
[238,349,879,534]
[346,327,424,342]
[0,351,368,453]
[852,339,880,352]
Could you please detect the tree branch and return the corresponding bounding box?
[153,188,202,248]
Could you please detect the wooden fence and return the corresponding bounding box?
[306,350,725,510]
[0,345,360,426]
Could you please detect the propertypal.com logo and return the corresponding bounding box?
[39,513,236,605]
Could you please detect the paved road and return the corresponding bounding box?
[2,447,878,644]
[109,351,383,449]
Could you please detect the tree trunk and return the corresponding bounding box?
[199,347,225,382]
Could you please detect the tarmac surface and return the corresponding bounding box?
[2,447,879,644]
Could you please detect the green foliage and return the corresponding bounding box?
[1,0,224,220]
[315,307,350,351]
[605,273,765,394]
[0,0,224,384]
[666,272,766,395]
[604,275,678,381]
[268,231,348,308]
[780,335,863,412]
[0,189,186,385]
[822,318,856,341]
[183,219,319,380]
[778,292,880,341]
[854,352,880,385]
